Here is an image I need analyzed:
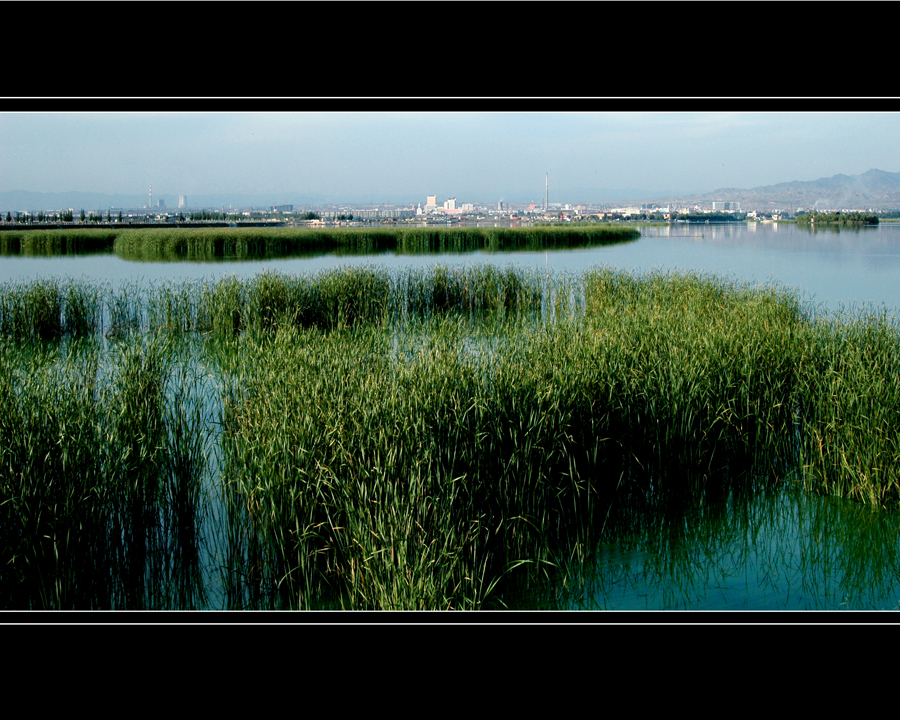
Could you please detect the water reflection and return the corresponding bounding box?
[499,478,900,610]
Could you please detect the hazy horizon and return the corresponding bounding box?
[3,112,900,207]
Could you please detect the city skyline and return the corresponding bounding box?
[3,111,900,205]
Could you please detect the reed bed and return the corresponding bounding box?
[0,333,210,608]
[213,271,819,608]
[0,229,117,256]
[795,309,900,505]
[581,269,805,487]
[217,319,610,608]
[111,226,639,262]
[3,264,900,608]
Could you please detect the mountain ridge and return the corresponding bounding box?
[4,169,900,212]
[663,168,900,211]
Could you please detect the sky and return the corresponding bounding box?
[3,111,900,205]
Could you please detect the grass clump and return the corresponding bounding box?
[0,338,106,607]
[0,332,209,608]
[219,319,611,609]
[795,309,900,505]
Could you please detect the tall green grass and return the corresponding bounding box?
[3,264,900,608]
[0,278,103,340]
[3,225,638,262]
[0,332,210,608]
[795,309,900,505]
[213,270,823,608]
[0,338,106,607]
[581,269,804,487]
[218,320,600,608]
[0,229,117,256]
[111,226,640,261]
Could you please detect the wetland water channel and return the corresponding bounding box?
[4,222,900,611]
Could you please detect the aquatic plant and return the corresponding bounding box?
[3,264,900,609]
[0,229,117,256]
[111,225,639,262]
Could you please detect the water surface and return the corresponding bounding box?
[4,223,900,314]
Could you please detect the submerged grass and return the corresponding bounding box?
[2,263,900,608]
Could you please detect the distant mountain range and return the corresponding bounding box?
[662,169,900,212]
[4,170,900,213]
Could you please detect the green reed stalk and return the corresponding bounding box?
[795,309,900,505]
[0,338,108,608]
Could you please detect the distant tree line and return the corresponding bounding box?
[2,208,327,225]
[189,211,236,221]
[796,210,878,226]
[4,209,77,223]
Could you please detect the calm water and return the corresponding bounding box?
[4,222,900,315]
[5,222,900,611]
[499,480,900,611]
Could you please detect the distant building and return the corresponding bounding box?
[178,196,187,208]
[426,195,437,209]
[712,201,740,211]
[443,197,457,210]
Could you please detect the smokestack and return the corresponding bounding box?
[545,173,548,210]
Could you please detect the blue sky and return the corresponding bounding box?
[2,111,899,204]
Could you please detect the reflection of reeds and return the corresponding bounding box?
[0,229,117,256]
[2,265,900,608]
[507,479,900,611]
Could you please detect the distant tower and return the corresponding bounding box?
[178,195,186,209]
[149,185,152,209]
[545,173,548,211]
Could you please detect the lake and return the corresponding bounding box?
[4,221,900,611]
[5,222,900,315]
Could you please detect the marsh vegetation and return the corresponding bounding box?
[0,225,640,262]
[2,261,899,609]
